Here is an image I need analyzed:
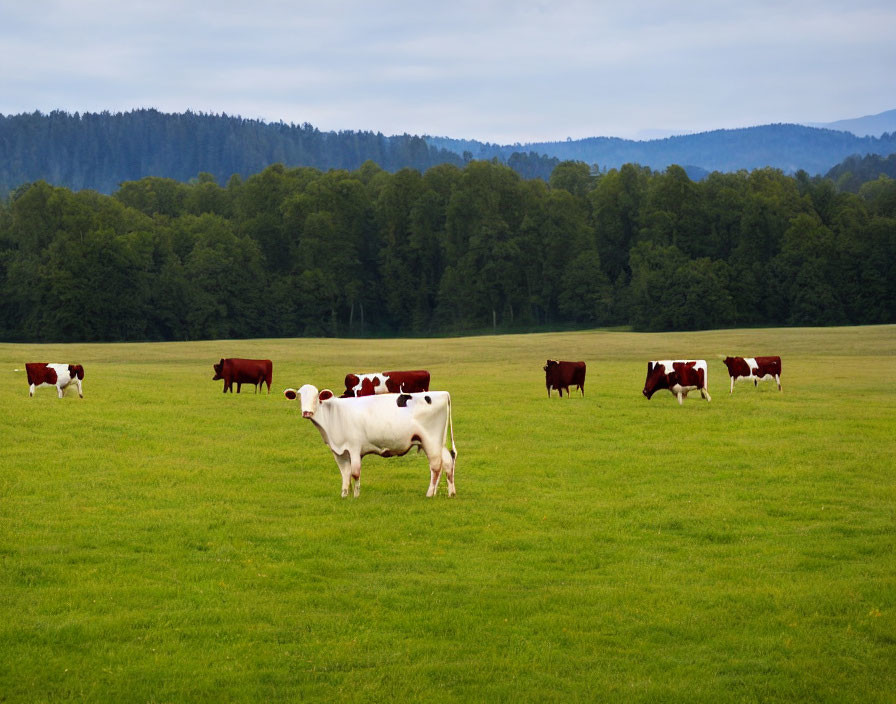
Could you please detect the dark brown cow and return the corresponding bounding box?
[544,360,586,398]
[340,370,431,397]
[642,359,710,405]
[722,356,782,393]
[212,358,273,393]
[26,363,85,398]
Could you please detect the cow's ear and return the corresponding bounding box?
[284,388,297,400]
[319,389,334,401]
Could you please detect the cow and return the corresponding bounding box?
[723,356,782,393]
[284,384,457,498]
[212,358,273,394]
[340,370,431,398]
[642,360,711,405]
[26,363,84,398]
[544,360,586,398]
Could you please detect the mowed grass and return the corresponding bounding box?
[1,326,894,703]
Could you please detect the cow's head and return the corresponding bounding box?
[285,384,334,418]
[341,374,360,397]
[212,359,224,380]
[642,362,669,399]
[69,364,85,380]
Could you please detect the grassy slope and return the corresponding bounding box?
[1,327,894,703]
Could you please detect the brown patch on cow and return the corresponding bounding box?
[754,356,782,378]
[396,394,412,407]
[723,356,750,378]
[26,363,54,387]
[69,364,85,380]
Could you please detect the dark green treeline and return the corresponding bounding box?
[1,159,894,342]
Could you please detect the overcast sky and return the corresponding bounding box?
[2,1,894,142]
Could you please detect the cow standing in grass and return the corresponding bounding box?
[285,384,457,498]
[340,370,430,397]
[213,358,273,393]
[544,360,586,398]
[26,363,85,398]
[642,360,710,405]
[723,356,782,393]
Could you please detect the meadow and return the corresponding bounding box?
[1,326,894,703]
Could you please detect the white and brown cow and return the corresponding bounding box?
[340,370,430,397]
[722,356,782,393]
[285,384,456,498]
[26,363,85,398]
[642,359,710,405]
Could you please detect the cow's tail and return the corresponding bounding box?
[447,393,457,461]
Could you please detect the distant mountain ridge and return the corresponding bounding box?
[425,123,896,175]
[1,109,896,195]
[807,108,896,137]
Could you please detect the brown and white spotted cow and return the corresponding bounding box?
[642,359,710,405]
[26,363,85,398]
[722,356,782,393]
[340,370,430,397]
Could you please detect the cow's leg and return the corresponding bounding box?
[350,456,362,498]
[730,376,734,394]
[29,383,35,397]
[676,391,684,405]
[333,451,352,498]
[701,387,712,402]
[75,378,83,398]
[426,447,444,497]
[442,447,457,497]
[237,382,242,393]
[776,374,781,391]
[57,384,65,399]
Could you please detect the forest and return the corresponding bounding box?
[0,110,560,194]
[4,110,896,197]
[0,158,894,342]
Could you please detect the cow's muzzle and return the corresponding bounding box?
[302,411,313,418]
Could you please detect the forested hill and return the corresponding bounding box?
[427,124,896,175]
[4,110,896,197]
[0,110,480,195]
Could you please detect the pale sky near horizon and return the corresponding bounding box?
[2,1,894,143]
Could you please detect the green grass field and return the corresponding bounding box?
[1,326,894,703]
